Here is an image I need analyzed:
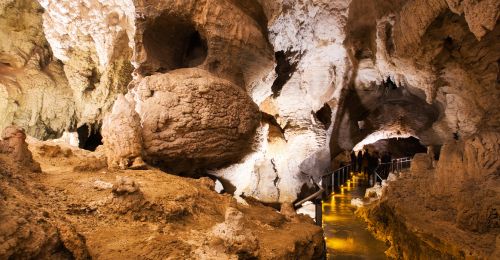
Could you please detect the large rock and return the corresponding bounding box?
[0,126,41,172]
[131,68,260,173]
[102,95,143,169]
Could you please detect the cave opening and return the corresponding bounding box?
[356,136,427,158]
[142,13,207,75]
[77,124,103,151]
[271,50,298,98]
[382,77,398,89]
[313,103,332,129]
[183,31,208,68]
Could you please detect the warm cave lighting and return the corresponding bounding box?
[323,171,387,258]
[353,129,414,151]
[1,0,497,258]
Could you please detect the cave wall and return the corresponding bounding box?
[0,0,74,138]
[0,0,498,204]
[0,0,135,138]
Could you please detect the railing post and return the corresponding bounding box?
[336,170,340,188]
[314,197,322,226]
[331,173,334,192]
[321,176,325,196]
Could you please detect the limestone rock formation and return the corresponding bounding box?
[211,207,259,257]
[0,0,135,140]
[39,0,135,128]
[102,94,143,170]
[0,0,74,138]
[0,126,40,172]
[131,0,274,87]
[0,0,498,207]
[1,0,499,258]
[359,131,500,258]
[127,68,261,173]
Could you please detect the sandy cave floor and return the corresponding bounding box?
[0,139,325,259]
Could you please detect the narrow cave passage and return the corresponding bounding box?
[77,124,103,151]
[322,174,387,259]
[321,136,428,259]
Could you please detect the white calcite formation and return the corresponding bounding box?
[0,0,135,138]
[38,0,135,127]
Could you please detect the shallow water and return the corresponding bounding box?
[322,174,388,259]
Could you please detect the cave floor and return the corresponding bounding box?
[323,173,388,259]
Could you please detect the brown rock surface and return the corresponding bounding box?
[0,139,326,259]
[132,68,261,173]
[1,126,40,172]
[132,0,274,87]
[358,132,500,259]
[0,143,89,259]
[102,95,143,170]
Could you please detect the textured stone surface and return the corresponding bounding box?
[358,131,500,258]
[39,0,135,127]
[132,0,274,87]
[132,68,260,173]
[0,140,325,259]
[0,0,499,206]
[0,142,89,259]
[102,94,142,169]
[0,126,40,172]
[0,0,135,139]
[0,0,75,138]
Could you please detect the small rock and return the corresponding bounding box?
[112,176,140,195]
[93,180,113,190]
[280,202,297,219]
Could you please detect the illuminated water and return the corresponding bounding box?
[323,174,388,259]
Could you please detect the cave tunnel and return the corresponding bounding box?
[2,1,499,259]
[329,79,440,158]
[77,124,103,151]
[322,77,445,258]
[356,136,428,158]
[141,12,208,75]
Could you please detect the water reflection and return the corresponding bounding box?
[323,174,388,259]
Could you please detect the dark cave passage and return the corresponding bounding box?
[77,124,103,151]
[361,136,428,158]
[141,12,208,75]
[271,50,298,98]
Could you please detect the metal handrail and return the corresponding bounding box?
[294,187,324,207]
[296,156,413,226]
[373,156,413,183]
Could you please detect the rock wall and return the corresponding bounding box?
[0,0,498,204]
[332,0,500,153]
[358,132,500,258]
[0,0,74,138]
[39,0,135,128]
[0,0,135,139]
